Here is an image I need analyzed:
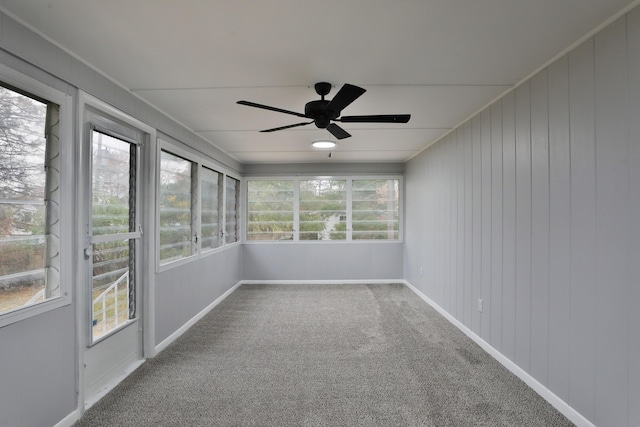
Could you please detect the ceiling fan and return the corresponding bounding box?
[237,82,411,140]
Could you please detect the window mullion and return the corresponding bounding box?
[192,163,201,255]
[294,179,300,241]
[346,178,353,241]
[44,103,61,298]
[220,175,227,245]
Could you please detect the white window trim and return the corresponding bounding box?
[0,63,73,328]
[244,175,403,244]
[157,138,241,273]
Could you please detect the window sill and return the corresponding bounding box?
[243,239,403,244]
[88,318,138,347]
[0,294,71,329]
[157,242,242,273]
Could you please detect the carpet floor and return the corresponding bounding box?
[74,283,574,426]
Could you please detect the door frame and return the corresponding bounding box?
[76,91,156,411]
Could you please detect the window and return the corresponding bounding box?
[201,166,222,251]
[159,150,194,264]
[157,139,240,269]
[352,179,399,240]
[246,177,401,242]
[0,84,61,315]
[299,179,347,240]
[225,177,239,244]
[92,131,132,236]
[247,180,294,241]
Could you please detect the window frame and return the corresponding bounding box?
[244,175,403,244]
[0,64,73,328]
[156,138,241,272]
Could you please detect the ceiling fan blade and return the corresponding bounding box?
[324,84,366,115]
[326,123,351,140]
[338,114,411,123]
[259,121,313,133]
[237,100,308,118]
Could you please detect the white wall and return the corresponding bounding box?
[404,10,640,427]
[156,245,242,345]
[0,306,76,427]
[0,43,78,427]
[243,243,403,282]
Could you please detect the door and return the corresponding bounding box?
[83,120,144,406]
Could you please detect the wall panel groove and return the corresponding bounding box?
[626,8,640,426]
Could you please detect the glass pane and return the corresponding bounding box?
[159,151,192,263]
[299,179,347,240]
[92,239,131,340]
[0,86,49,314]
[92,131,131,236]
[247,180,294,241]
[201,167,221,250]
[225,177,239,244]
[352,179,399,240]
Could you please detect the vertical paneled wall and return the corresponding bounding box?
[404,11,640,427]
[156,245,242,345]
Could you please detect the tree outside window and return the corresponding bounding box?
[0,85,59,314]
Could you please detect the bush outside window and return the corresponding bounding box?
[246,180,294,241]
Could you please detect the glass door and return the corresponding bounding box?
[88,128,141,343]
[83,123,145,407]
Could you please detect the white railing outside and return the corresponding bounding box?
[92,270,129,339]
[23,288,45,306]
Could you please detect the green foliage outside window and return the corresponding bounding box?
[247,180,294,240]
[159,151,192,263]
[201,167,222,250]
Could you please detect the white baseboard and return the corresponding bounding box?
[240,279,404,285]
[84,359,145,410]
[402,280,595,427]
[53,409,81,427]
[154,281,242,354]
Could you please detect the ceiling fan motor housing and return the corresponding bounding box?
[305,99,340,129]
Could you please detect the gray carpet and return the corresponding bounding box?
[74,283,574,426]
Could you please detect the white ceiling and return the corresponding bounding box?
[1,0,635,164]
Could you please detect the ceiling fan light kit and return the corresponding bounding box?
[237,82,411,140]
[311,140,336,149]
